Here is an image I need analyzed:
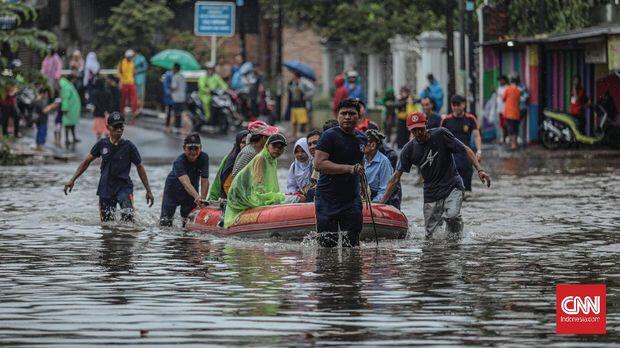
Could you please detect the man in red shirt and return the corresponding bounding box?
[502,77,522,150]
[331,75,348,117]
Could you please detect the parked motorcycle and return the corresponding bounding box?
[187,90,243,134]
[16,85,36,128]
[540,92,620,149]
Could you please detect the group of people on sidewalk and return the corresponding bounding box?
[1,48,148,152]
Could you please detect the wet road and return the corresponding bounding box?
[0,146,619,346]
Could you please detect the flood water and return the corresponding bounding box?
[1,149,619,346]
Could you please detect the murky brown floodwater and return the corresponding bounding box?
[1,149,618,346]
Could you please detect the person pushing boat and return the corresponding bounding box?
[159,133,210,227]
[382,111,491,236]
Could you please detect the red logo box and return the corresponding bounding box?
[556,284,606,334]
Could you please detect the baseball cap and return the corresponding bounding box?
[107,112,125,126]
[267,133,288,146]
[450,94,466,104]
[247,120,279,137]
[184,132,201,147]
[124,49,135,58]
[406,111,427,130]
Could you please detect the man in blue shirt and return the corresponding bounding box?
[345,70,366,105]
[382,112,490,236]
[363,129,393,203]
[314,98,368,247]
[64,112,154,222]
[420,73,444,112]
[160,133,210,227]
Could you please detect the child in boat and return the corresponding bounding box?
[286,137,313,196]
[223,134,288,228]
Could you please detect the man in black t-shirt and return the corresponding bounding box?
[314,98,368,247]
[160,133,210,227]
[382,112,491,236]
[440,95,482,192]
[64,112,154,222]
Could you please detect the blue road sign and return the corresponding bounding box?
[194,1,236,37]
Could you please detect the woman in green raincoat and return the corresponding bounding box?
[59,77,82,145]
[223,134,287,228]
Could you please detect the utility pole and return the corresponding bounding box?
[238,1,247,61]
[275,0,283,122]
[459,0,466,96]
[466,0,476,114]
[446,0,456,108]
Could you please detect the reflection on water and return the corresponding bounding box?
[0,153,619,345]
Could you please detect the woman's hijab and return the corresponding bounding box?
[84,52,100,86]
[286,137,313,193]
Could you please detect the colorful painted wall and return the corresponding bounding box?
[482,45,540,142]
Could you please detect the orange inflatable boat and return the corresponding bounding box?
[185,202,408,240]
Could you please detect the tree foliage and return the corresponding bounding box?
[0,1,56,62]
[261,0,444,52]
[488,0,615,36]
[94,0,174,66]
[0,1,56,97]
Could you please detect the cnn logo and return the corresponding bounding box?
[560,296,600,315]
[556,284,606,334]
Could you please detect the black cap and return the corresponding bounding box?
[107,112,125,126]
[183,132,201,147]
[450,94,466,104]
[267,133,287,146]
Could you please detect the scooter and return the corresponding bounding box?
[540,92,619,149]
[16,85,36,128]
[187,90,244,134]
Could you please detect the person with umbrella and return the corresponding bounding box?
[117,49,139,117]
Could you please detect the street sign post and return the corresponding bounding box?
[194,1,236,66]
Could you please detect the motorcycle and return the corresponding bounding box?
[16,85,36,128]
[187,90,244,134]
[540,92,620,149]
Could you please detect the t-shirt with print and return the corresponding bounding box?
[164,152,209,203]
[397,128,465,203]
[315,127,368,202]
[90,138,142,199]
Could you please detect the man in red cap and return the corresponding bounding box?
[382,112,491,237]
[231,120,279,180]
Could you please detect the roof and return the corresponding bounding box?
[481,23,620,46]
[545,23,620,42]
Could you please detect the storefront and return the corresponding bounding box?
[481,24,620,144]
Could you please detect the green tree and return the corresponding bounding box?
[0,1,56,97]
[488,0,614,36]
[94,0,174,67]
[262,0,443,52]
